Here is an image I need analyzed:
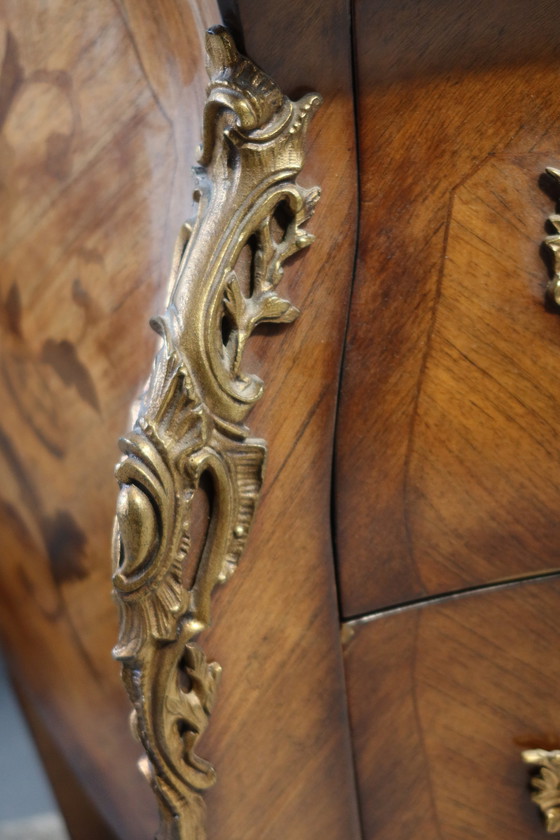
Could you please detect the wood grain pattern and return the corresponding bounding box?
[0,2,362,838]
[343,575,560,840]
[0,2,218,836]
[335,0,560,616]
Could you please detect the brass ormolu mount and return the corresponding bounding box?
[523,749,560,832]
[111,26,321,840]
[544,167,560,307]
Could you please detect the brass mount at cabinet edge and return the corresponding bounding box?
[543,167,560,306]
[111,24,321,840]
[523,749,560,832]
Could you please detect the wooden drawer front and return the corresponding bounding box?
[335,0,560,617]
[343,575,560,839]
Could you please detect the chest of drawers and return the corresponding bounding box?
[1,1,560,838]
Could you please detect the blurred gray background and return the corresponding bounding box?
[0,655,68,839]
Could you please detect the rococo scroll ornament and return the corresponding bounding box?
[111,25,321,840]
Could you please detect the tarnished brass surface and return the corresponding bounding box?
[111,26,320,840]
[544,167,560,306]
[523,749,560,832]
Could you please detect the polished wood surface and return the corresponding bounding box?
[343,575,560,839]
[0,2,362,838]
[0,2,217,836]
[335,0,560,617]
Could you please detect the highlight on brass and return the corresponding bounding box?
[111,25,321,840]
[523,749,560,832]
[544,166,560,307]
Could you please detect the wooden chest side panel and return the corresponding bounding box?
[0,1,219,835]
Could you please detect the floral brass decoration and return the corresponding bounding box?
[523,749,560,831]
[111,25,321,840]
[544,167,560,306]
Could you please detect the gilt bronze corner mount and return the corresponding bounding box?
[111,25,321,840]
[523,749,560,832]
[543,167,560,307]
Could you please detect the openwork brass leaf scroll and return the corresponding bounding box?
[111,25,321,840]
